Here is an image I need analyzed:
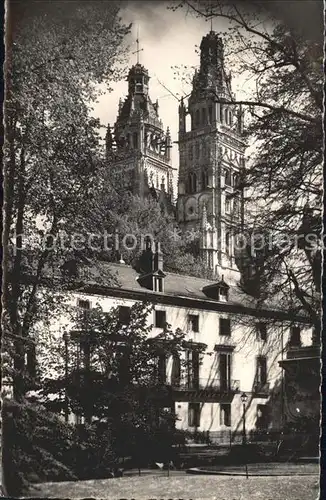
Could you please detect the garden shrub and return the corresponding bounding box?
[2,399,77,496]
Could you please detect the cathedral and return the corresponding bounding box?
[107,30,246,283]
[36,30,316,445]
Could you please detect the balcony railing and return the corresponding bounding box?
[171,378,240,392]
[286,345,320,360]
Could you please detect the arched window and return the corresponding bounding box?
[195,142,200,159]
[224,108,229,125]
[229,111,233,126]
[188,172,197,193]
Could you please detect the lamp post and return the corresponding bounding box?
[62,331,70,423]
[241,392,248,446]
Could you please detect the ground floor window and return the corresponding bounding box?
[256,404,269,430]
[188,402,201,427]
[220,403,231,427]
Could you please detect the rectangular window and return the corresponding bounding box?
[219,352,232,391]
[78,299,91,310]
[289,326,301,347]
[187,350,199,389]
[220,403,231,427]
[256,322,267,342]
[188,314,199,332]
[256,356,267,385]
[119,306,131,325]
[195,143,200,159]
[155,310,166,328]
[219,318,231,336]
[188,402,200,427]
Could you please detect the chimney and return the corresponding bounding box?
[154,242,163,272]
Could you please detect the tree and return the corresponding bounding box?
[73,162,215,278]
[3,0,131,400]
[169,0,322,331]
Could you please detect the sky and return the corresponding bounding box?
[92,1,251,171]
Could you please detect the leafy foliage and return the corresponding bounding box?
[3,1,130,399]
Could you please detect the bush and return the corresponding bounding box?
[2,399,77,496]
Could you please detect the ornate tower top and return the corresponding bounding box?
[191,30,231,101]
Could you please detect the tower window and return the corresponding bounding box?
[195,143,200,159]
[188,172,197,194]
[229,111,233,126]
[224,108,229,124]
[225,232,231,255]
[225,195,231,214]
[202,170,209,189]
[220,106,224,123]
[225,169,232,186]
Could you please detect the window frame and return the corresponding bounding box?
[256,322,267,342]
[220,403,231,427]
[219,317,231,336]
[188,314,199,333]
[188,402,201,427]
[155,309,166,328]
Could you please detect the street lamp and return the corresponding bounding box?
[62,331,71,423]
[241,392,248,446]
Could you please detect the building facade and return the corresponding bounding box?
[177,31,246,282]
[43,242,314,444]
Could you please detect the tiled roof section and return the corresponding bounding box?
[85,262,255,309]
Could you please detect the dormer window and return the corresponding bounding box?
[154,276,164,292]
[202,277,229,302]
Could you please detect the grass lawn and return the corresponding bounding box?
[28,473,320,500]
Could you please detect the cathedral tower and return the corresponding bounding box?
[177,31,246,282]
[107,60,175,201]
